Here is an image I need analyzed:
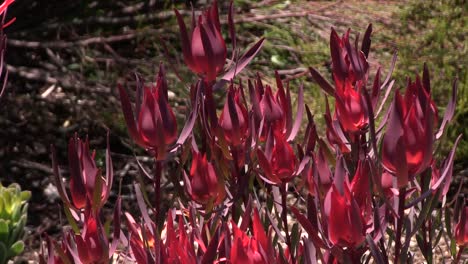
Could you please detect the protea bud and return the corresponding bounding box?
[455,206,468,246]
[175,0,227,82]
[184,150,225,206]
[230,221,266,264]
[118,65,178,159]
[219,83,248,146]
[334,81,368,134]
[124,212,157,264]
[52,134,113,211]
[382,76,436,186]
[325,184,365,248]
[257,132,297,185]
[74,209,109,264]
[324,158,368,248]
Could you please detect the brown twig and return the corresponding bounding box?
[8,32,144,49]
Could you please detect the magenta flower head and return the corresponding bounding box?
[323,158,371,249]
[52,134,113,211]
[219,83,248,146]
[230,211,273,264]
[74,209,109,264]
[257,132,297,185]
[334,80,368,134]
[184,149,225,207]
[330,28,371,134]
[118,65,178,159]
[381,75,437,186]
[175,0,227,82]
[455,206,468,246]
[325,184,365,247]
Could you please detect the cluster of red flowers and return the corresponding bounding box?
[39,1,466,263]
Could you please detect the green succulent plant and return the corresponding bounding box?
[0,183,30,263]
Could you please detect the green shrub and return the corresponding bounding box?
[0,183,30,263]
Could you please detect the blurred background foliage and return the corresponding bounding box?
[0,0,465,258]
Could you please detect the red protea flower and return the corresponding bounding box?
[184,150,225,206]
[259,86,285,127]
[165,213,197,264]
[324,97,350,153]
[324,184,365,248]
[257,132,297,185]
[230,221,266,264]
[334,80,368,133]
[249,79,285,140]
[74,209,109,264]
[382,76,437,186]
[349,159,372,224]
[175,0,226,82]
[219,83,248,146]
[118,65,178,159]
[52,134,113,211]
[330,28,371,134]
[455,206,468,246]
[324,158,369,248]
[124,212,157,264]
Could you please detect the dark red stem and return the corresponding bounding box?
[281,183,295,264]
[455,246,465,264]
[154,159,162,224]
[394,188,406,264]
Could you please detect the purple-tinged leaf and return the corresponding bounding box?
[249,79,262,121]
[371,67,381,108]
[345,39,367,81]
[436,78,457,139]
[135,73,143,117]
[227,84,241,141]
[380,51,397,90]
[109,196,122,256]
[366,235,385,264]
[239,197,252,231]
[430,134,461,191]
[330,28,346,77]
[295,155,311,176]
[302,237,318,264]
[362,88,380,164]
[256,149,281,184]
[375,79,394,117]
[118,85,145,147]
[264,128,274,160]
[309,67,334,96]
[290,206,327,249]
[333,156,347,195]
[222,37,265,81]
[200,23,216,80]
[422,63,431,93]
[263,204,285,243]
[177,81,201,145]
[174,8,194,68]
[104,131,113,203]
[361,24,372,58]
[134,183,154,234]
[287,84,304,142]
[50,145,73,210]
[201,225,221,264]
[134,155,153,181]
[91,168,103,212]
